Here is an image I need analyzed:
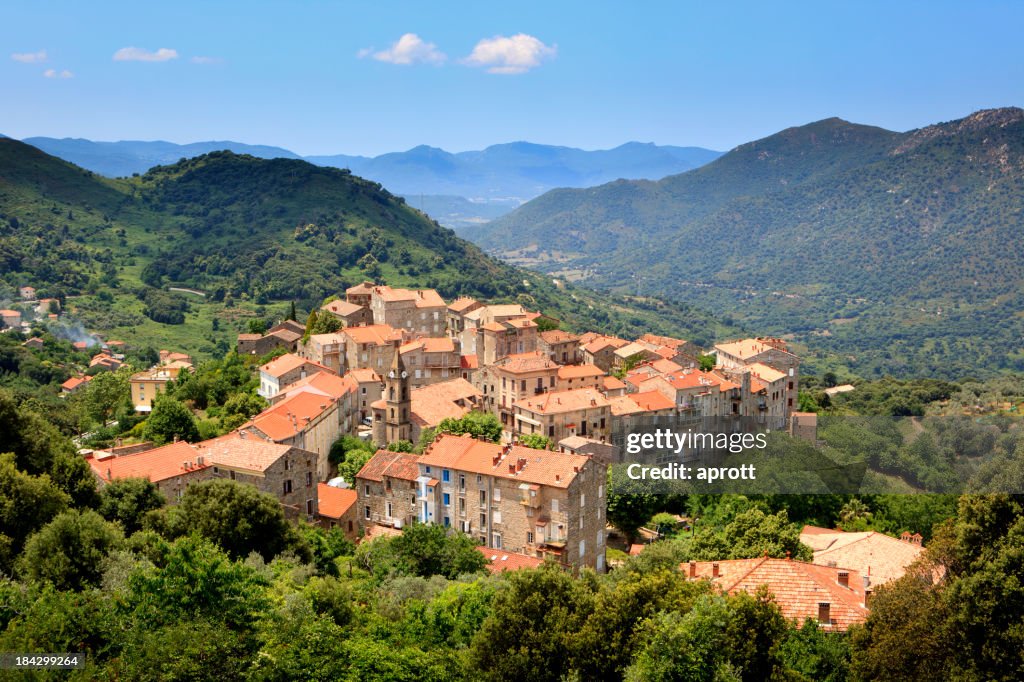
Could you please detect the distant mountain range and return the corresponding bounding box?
[474,108,1024,379]
[19,137,722,228]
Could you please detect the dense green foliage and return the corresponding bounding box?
[480,109,1024,378]
[0,139,735,362]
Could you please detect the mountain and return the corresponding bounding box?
[308,141,723,200]
[21,136,722,227]
[477,109,1024,378]
[22,137,301,178]
[0,138,734,357]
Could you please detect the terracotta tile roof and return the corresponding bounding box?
[61,375,91,391]
[317,483,358,519]
[362,523,402,542]
[515,387,610,415]
[267,329,302,343]
[460,354,479,369]
[638,333,689,349]
[373,285,445,308]
[342,324,404,346]
[628,390,676,412]
[557,364,605,380]
[420,434,591,489]
[493,351,556,374]
[477,546,544,572]
[277,372,355,402]
[237,333,261,341]
[307,332,346,346]
[348,368,383,384]
[447,297,480,313]
[249,391,335,441]
[356,450,421,482]
[409,378,481,427]
[684,557,869,631]
[400,337,456,354]
[748,362,787,383]
[540,329,580,344]
[614,341,651,359]
[260,353,330,379]
[583,335,629,354]
[196,433,295,473]
[609,395,646,416]
[714,338,793,361]
[629,543,646,556]
[322,299,364,316]
[88,441,209,483]
[650,358,685,374]
[664,369,723,391]
[346,281,375,295]
[602,376,627,391]
[799,528,927,587]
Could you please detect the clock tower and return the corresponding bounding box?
[384,344,411,445]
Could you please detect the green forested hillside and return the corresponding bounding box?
[476,108,1024,378]
[0,139,735,358]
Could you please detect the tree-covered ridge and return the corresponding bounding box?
[479,108,1024,379]
[0,139,736,359]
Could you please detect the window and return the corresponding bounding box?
[443,493,450,505]
[443,516,450,526]
[579,517,583,529]
[480,512,487,529]
[598,484,604,498]
[527,531,534,544]
[493,487,501,502]
[442,469,451,483]
[306,472,313,487]
[551,498,559,513]
[213,466,219,474]
[365,506,371,520]
[580,493,586,508]
[493,510,502,524]
[365,484,370,495]
[284,458,290,471]
[459,474,466,490]
[425,466,431,474]
[579,540,586,557]
[480,490,487,504]
[386,502,392,517]
[306,499,314,515]
[459,497,466,514]
[230,470,236,480]
[283,480,292,494]
[492,533,502,549]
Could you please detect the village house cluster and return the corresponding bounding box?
[67,279,929,626]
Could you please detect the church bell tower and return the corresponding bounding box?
[384,343,411,445]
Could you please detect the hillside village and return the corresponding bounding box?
[0,280,944,633]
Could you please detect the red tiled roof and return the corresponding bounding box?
[460,355,479,369]
[400,337,456,354]
[516,388,610,415]
[557,364,605,380]
[356,450,421,482]
[540,329,579,344]
[799,528,927,587]
[602,376,627,391]
[628,390,676,412]
[61,375,91,391]
[249,391,335,441]
[277,371,355,402]
[260,353,330,379]
[447,297,480,313]
[684,557,869,631]
[323,299,364,316]
[420,434,591,489]
[342,324,404,346]
[477,546,544,572]
[493,351,556,374]
[408,378,481,427]
[317,483,358,519]
[196,433,295,473]
[638,333,689,349]
[88,441,209,484]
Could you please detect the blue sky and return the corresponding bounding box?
[3,1,1023,155]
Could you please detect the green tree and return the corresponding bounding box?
[77,366,133,429]
[99,477,166,534]
[167,479,310,561]
[436,411,502,443]
[0,453,70,572]
[356,523,487,579]
[18,509,124,590]
[778,619,851,682]
[470,564,596,682]
[386,439,415,453]
[606,476,659,543]
[143,393,200,445]
[519,433,552,450]
[692,507,812,561]
[698,354,716,372]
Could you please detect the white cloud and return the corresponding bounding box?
[113,47,179,62]
[462,33,556,74]
[190,55,223,65]
[361,33,446,65]
[43,69,73,79]
[12,50,47,63]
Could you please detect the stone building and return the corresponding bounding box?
[341,325,405,373]
[399,337,461,388]
[714,338,800,414]
[368,285,447,337]
[512,387,612,444]
[413,433,608,571]
[476,351,559,429]
[297,332,346,374]
[258,353,334,400]
[538,329,581,365]
[322,298,373,327]
[355,449,421,529]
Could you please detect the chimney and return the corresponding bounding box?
[492,454,501,466]
[688,561,697,578]
[509,462,516,473]
[838,571,849,588]
[516,457,526,471]
[173,435,179,443]
[555,474,560,482]
[817,602,831,624]
[712,562,720,578]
